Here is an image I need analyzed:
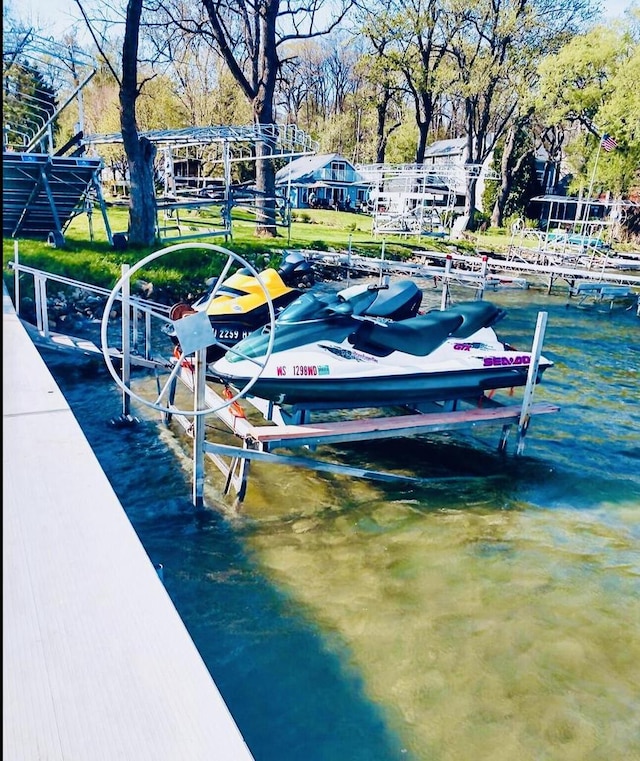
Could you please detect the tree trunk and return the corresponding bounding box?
[462,172,478,231]
[491,126,517,229]
[375,93,391,164]
[120,0,157,247]
[415,121,428,164]
[124,135,157,246]
[254,137,277,237]
[250,0,278,237]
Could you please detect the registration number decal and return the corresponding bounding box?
[212,326,251,341]
[275,364,330,377]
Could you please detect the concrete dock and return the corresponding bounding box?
[3,284,254,760]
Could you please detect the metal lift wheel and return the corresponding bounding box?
[100,242,275,418]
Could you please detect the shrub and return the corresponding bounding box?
[309,240,329,251]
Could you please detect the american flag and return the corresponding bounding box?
[601,134,617,152]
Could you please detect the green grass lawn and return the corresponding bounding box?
[2,203,516,303]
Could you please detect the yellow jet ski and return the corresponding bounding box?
[166,251,315,361]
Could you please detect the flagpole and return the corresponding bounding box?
[580,137,603,237]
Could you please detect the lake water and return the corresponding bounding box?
[42,283,640,761]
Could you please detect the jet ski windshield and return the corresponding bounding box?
[276,284,393,324]
[275,291,341,323]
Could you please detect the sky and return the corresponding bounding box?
[9,0,637,40]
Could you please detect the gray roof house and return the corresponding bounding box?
[423,137,501,211]
[423,137,474,198]
[275,153,371,210]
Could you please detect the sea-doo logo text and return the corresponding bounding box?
[483,355,531,367]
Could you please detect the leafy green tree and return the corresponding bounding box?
[591,36,640,197]
[483,127,542,226]
[350,11,412,163]
[443,0,594,230]
[536,23,640,199]
[354,0,449,164]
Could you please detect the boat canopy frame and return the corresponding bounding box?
[2,28,112,247]
[356,162,499,239]
[82,125,320,243]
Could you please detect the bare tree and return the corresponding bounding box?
[157,0,354,236]
[74,0,158,247]
[278,39,336,130]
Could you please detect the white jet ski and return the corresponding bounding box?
[209,282,554,409]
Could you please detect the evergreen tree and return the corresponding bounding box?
[3,60,57,151]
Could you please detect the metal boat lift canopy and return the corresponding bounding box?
[357,162,499,238]
[82,125,319,242]
[2,152,111,245]
[83,124,318,159]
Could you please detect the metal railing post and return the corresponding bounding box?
[192,348,207,509]
[516,311,548,455]
[440,255,452,310]
[34,274,49,336]
[13,241,20,316]
[476,255,488,300]
[121,264,131,418]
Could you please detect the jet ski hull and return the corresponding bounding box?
[210,297,554,409]
[212,328,553,408]
[212,364,550,407]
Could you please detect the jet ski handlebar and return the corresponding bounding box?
[277,279,423,324]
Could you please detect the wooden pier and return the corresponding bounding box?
[302,247,640,297]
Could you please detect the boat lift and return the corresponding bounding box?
[83,124,319,243]
[11,241,560,508]
[94,244,559,507]
[356,163,499,239]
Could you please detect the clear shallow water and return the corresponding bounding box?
[42,287,640,761]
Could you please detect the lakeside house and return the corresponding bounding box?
[275,153,371,210]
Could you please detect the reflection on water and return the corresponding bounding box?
[43,287,639,761]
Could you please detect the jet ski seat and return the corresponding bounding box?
[330,280,422,320]
[430,301,507,338]
[349,312,464,357]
